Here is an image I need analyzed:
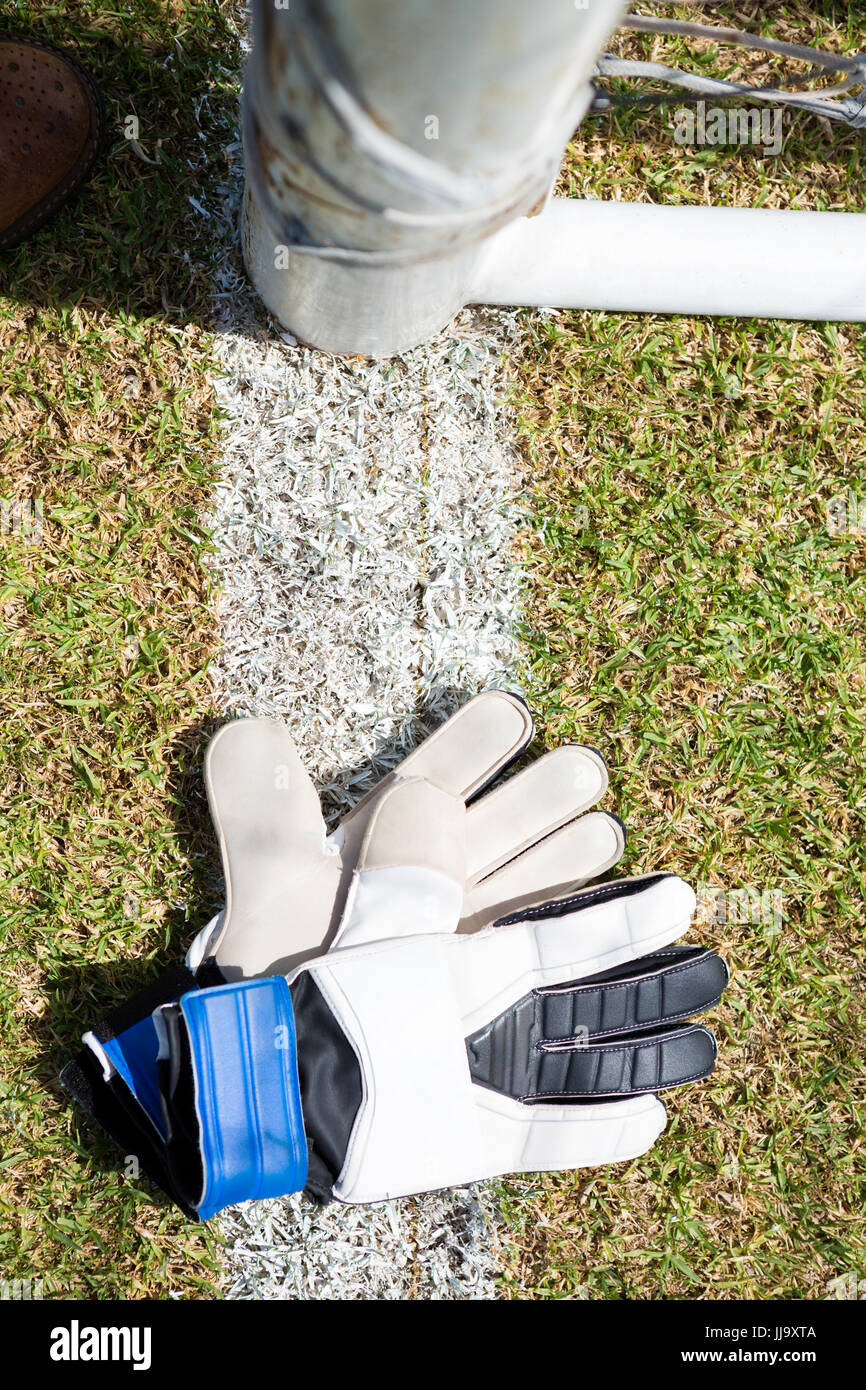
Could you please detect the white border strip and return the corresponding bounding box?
[208,186,528,1298]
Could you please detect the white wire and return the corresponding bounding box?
[592,13,866,129]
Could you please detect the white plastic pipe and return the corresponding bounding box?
[472,198,866,321]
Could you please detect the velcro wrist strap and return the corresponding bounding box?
[159,977,309,1220]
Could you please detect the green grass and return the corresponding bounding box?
[2,0,864,1304]
[0,0,241,1298]
[504,1,866,1300]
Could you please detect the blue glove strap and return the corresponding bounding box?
[177,977,308,1219]
[85,963,200,1139]
[102,1015,167,1136]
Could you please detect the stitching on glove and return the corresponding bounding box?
[538,993,725,1046]
[538,1024,704,1054]
[537,950,711,998]
[521,1063,714,1100]
[494,872,672,927]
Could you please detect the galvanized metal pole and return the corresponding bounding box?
[242,0,628,354]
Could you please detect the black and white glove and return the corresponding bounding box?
[158,863,725,1216]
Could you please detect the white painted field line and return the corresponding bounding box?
[200,6,531,1289]
[205,247,531,1299]
[207,289,528,802]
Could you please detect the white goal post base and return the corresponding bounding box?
[241,0,865,353]
[243,195,866,354]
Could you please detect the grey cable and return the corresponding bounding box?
[590,12,866,130]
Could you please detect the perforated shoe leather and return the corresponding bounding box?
[0,34,103,250]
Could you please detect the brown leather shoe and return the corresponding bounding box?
[0,34,104,250]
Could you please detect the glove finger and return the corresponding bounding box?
[331,692,531,940]
[204,718,340,979]
[465,743,609,885]
[454,872,697,1035]
[334,778,466,949]
[388,689,533,800]
[469,1018,719,1101]
[337,690,532,852]
[467,941,725,1100]
[537,945,729,1037]
[461,809,625,932]
[474,1090,668,1178]
[538,1024,718,1098]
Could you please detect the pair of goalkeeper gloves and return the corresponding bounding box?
[62,691,728,1219]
